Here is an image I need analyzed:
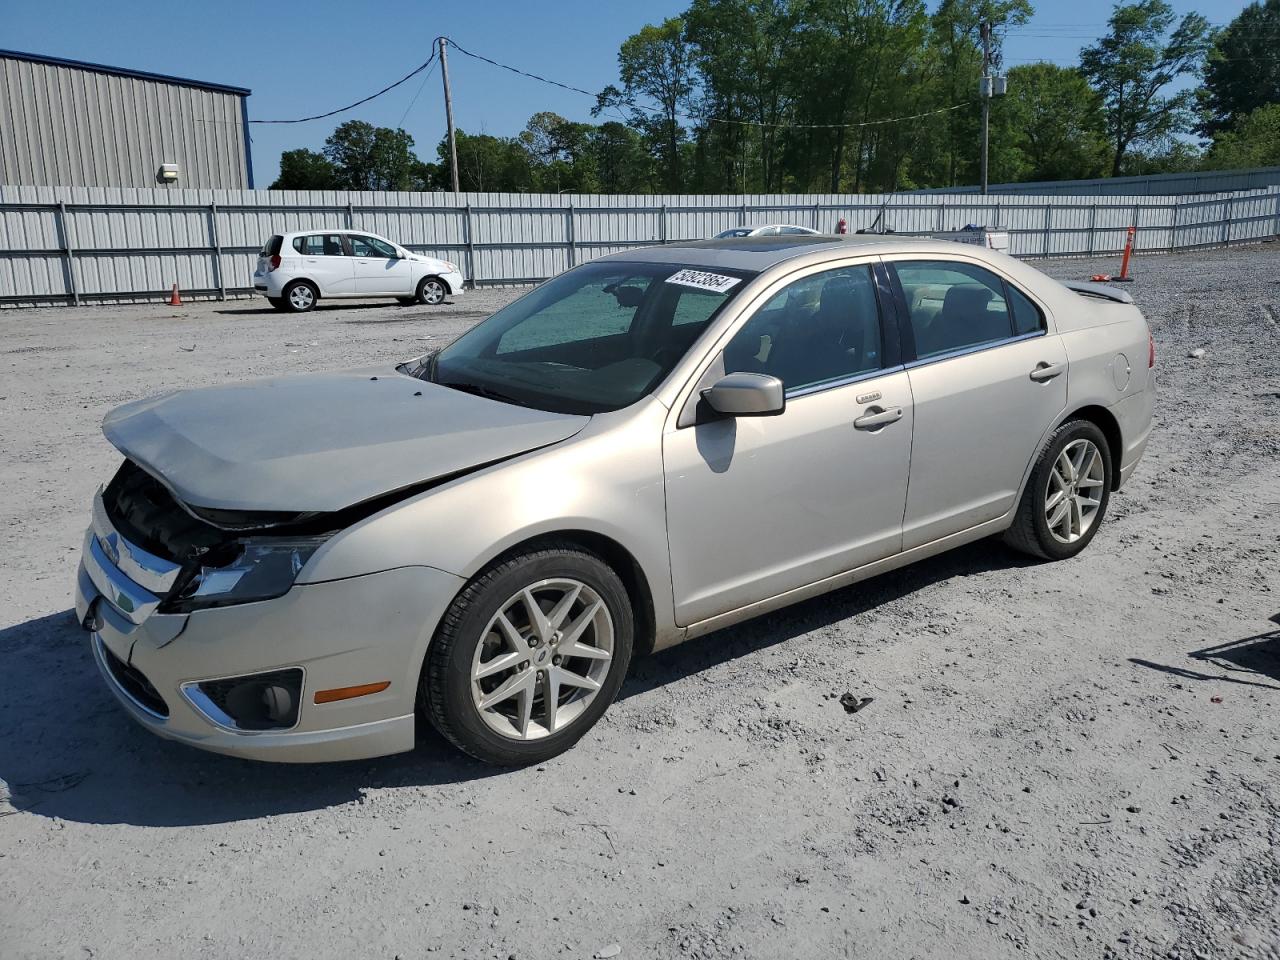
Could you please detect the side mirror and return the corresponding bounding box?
[701,372,785,418]
[396,250,407,259]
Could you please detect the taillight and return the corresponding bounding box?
[1148,330,1155,368]
[269,254,281,271]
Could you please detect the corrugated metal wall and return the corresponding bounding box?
[0,56,249,190]
[3,184,1278,305]
[923,166,1280,197]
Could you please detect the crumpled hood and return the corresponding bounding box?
[102,370,589,513]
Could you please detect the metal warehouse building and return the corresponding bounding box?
[0,49,252,190]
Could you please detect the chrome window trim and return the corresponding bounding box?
[91,488,181,594]
[904,329,1047,370]
[785,363,907,400]
[93,634,167,720]
[180,666,307,735]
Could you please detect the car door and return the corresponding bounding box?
[889,257,1068,550]
[291,233,354,295]
[663,261,913,626]
[350,234,413,294]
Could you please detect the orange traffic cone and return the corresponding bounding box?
[169,283,182,306]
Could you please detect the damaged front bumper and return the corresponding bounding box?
[75,490,465,763]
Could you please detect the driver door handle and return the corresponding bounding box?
[854,407,904,430]
[1029,362,1066,382]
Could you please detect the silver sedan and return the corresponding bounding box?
[75,235,1154,765]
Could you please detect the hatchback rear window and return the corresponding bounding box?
[260,235,283,257]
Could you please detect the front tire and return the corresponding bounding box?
[283,280,318,313]
[422,545,633,765]
[416,276,447,306]
[1005,419,1112,560]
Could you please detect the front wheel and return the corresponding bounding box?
[1004,419,1112,561]
[416,276,447,306]
[422,546,633,765]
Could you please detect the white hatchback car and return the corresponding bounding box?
[253,230,465,312]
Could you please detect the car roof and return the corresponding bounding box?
[597,234,979,272]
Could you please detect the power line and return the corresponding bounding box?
[397,56,440,130]
[250,52,438,124]
[446,38,976,130]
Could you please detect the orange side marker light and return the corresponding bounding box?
[314,681,391,704]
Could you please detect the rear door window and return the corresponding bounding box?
[293,234,347,257]
[892,260,1014,360]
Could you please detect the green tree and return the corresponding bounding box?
[1205,103,1280,168]
[520,112,598,192]
[1079,0,1210,177]
[923,0,1032,188]
[438,130,537,192]
[1200,0,1280,137]
[597,18,697,191]
[270,148,339,190]
[588,121,655,193]
[323,120,418,191]
[996,63,1109,181]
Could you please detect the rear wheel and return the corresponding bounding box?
[283,280,318,313]
[1005,419,1112,561]
[416,276,447,306]
[422,546,633,765]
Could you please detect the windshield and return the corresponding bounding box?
[426,261,754,414]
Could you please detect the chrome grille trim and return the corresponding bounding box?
[91,487,182,594]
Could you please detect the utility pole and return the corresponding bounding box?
[980,20,991,196]
[439,37,461,194]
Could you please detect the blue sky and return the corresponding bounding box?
[5,0,1248,186]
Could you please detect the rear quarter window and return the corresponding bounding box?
[1008,284,1045,336]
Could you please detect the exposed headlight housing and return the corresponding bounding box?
[443,261,459,273]
[163,537,327,612]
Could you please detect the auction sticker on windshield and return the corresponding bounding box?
[666,269,742,293]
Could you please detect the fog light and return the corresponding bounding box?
[186,668,303,731]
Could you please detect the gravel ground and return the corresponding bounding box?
[2,246,1279,960]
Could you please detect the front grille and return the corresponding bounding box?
[100,641,169,717]
[102,460,224,564]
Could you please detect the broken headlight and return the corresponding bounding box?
[163,537,327,613]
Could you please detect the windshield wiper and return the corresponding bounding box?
[437,379,529,407]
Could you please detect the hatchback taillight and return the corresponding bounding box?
[1148,330,1155,368]
[269,254,281,271]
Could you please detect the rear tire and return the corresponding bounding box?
[267,297,287,311]
[416,277,447,306]
[283,280,318,313]
[422,545,633,765]
[1005,419,1112,561]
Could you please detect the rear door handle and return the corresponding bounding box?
[1029,362,1066,381]
[854,407,904,430]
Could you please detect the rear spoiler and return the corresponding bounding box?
[1063,281,1134,305]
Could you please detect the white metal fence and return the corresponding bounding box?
[3,183,1279,306]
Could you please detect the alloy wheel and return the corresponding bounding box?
[470,578,614,740]
[422,280,445,305]
[1044,438,1105,544]
[288,285,314,310]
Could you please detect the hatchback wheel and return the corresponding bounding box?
[416,277,447,306]
[1005,419,1112,561]
[422,546,633,765]
[283,280,318,313]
